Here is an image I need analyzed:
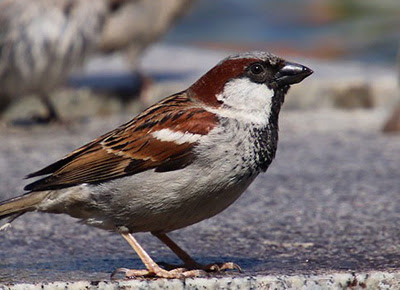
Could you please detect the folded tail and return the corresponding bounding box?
[0,191,49,229]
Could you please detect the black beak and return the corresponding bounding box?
[274,61,313,86]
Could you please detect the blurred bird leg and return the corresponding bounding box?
[382,47,400,133]
[34,95,60,123]
[383,102,400,133]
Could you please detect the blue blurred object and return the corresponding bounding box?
[69,73,142,93]
[68,71,193,94]
[163,0,400,64]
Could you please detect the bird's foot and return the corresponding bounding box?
[159,261,242,273]
[111,266,207,279]
[31,113,62,124]
[203,262,242,272]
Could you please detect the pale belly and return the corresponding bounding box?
[75,167,259,233]
[34,158,258,233]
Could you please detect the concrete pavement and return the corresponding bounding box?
[1,109,400,289]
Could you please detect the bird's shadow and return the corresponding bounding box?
[0,255,264,282]
[4,250,400,283]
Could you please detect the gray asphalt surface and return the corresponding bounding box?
[1,109,400,285]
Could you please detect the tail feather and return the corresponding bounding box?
[0,213,23,231]
[0,191,49,224]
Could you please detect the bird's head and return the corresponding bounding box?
[189,51,313,125]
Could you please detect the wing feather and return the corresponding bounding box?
[25,93,218,191]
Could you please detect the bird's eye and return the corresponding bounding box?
[250,64,264,75]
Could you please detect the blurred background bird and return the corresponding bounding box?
[100,0,193,69]
[0,0,109,123]
[0,0,195,123]
[97,0,196,107]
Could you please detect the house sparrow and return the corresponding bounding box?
[99,0,196,104]
[100,0,194,59]
[0,0,109,122]
[0,51,312,278]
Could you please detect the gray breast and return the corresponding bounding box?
[199,117,278,176]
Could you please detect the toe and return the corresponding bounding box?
[203,262,242,273]
[125,269,156,278]
[111,267,155,279]
[155,267,207,278]
[180,269,207,278]
[111,267,206,279]
[219,262,242,272]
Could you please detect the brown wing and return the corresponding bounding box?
[25,92,218,191]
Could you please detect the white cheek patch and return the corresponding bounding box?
[152,129,203,144]
[210,78,274,125]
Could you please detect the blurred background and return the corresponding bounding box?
[1,0,399,129]
[165,0,399,64]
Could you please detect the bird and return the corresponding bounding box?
[100,0,195,62]
[0,0,109,123]
[98,0,196,105]
[0,51,313,278]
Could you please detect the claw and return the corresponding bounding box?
[206,263,220,271]
[110,267,149,280]
[203,262,242,273]
[220,262,243,272]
